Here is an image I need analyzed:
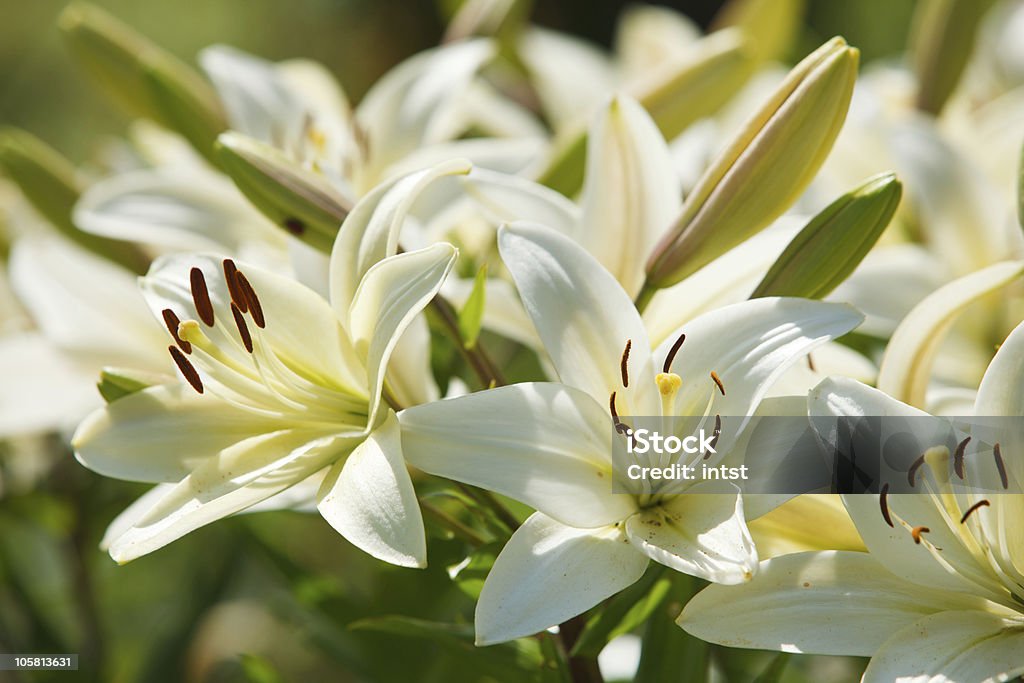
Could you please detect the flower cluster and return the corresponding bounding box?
[2,1,1024,681]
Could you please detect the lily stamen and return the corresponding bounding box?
[880,482,894,527]
[231,302,254,353]
[663,332,685,373]
[954,436,971,480]
[168,345,203,394]
[161,308,192,354]
[908,453,927,487]
[235,270,265,328]
[993,443,1009,489]
[620,339,631,388]
[959,499,990,524]
[190,267,215,326]
[710,371,726,396]
[223,259,248,313]
[910,525,930,544]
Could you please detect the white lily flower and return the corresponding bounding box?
[399,222,864,644]
[72,240,457,567]
[681,318,1024,683]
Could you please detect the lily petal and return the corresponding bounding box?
[107,429,352,563]
[655,297,863,418]
[317,412,425,568]
[679,550,995,657]
[580,95,681,298]
[461,167,581,237]
[498,222,659,416]
[400,382,638,528]
[625,482,756,584]
[863,610,1024,683]
[876,260,1024,408]
[475,512,649,645]
[348,244,456,424]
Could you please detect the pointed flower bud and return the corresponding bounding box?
[215,132,350,253]
[751,172,902,299]
[643,37,859,292]
[59,3,225,162]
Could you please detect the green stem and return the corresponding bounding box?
[429,294,506,388]
[420,500,488,546]
[557,614,605,683]
[455,483,518,533]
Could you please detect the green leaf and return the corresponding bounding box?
[570,565,671,657]
[536,31,753,197]
[634,575,709,683]
[458,264,488,350]
[752,652,791,683]
[240,654,286,683]
[59,3,226,163]
[215,132,350,253]
[96,367,161,403]
[910,0,998,115]
[446,541,502,599]
[0,128,148,273]
[751,171,902,299]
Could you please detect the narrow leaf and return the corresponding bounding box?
[458,264,488,350]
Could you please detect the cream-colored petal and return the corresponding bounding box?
[461,167,581,237]
[316,413,425,568]
[400,382,638,528]
[498,222,659,415]
[475,513,649,645]
[625,482,756,584]
[679,550,995,657]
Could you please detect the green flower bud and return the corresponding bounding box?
[59,3,226,163]
[751,172,902,299]
[537,30,753,197]
[97,367,163,403]
[215,132,350,253]
[0,128,148,273]
[643,37,859,292]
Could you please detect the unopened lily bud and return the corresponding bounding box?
[644,37,858,291]
[215,132,350,253]
[59,3,225,162]
[97,367,165,403]
[751,172,902,299]
[537,30,753,197]
[0,128,148,273]
[712,0,805,64]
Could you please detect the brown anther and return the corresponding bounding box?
[710,371,726,396]
[231,302,253,353]
[954,437,971,480]
[879,483,894,527]
[907,453,927,487]
[168,345,203,394]
[161,308,192,354]
[959,499,990,524]
[190,267,215,326]
[609,391,620,423]
[223,259,248,313]
[994,443,1009,490]
[910,525,930,544]
[235,271,265,329]
[704,414,722,459]
[620,339,631,388]
[663,333,685,373]
[806,353,816,372]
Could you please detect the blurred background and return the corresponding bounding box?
[0,1,930,682]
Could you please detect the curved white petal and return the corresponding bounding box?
[73,384,277,483]
[655,297,863,418]
[877,261,1024,408]
[400,382,638,528]
[749,494,865,558]
[0,333,99,436]
[863,610,1024,683]
[679,550,994,657]
[10,236,167,371]
[580,95,681,297]
[975,317,1024,418]
[330,160,471,316]
[316,412,425,568]
[498,222,659,416]
[384,313,439,408]
[461,167,581,236]
[354,39,495,176]
[348,244,456,424]
[107,429,352,563]
[625,482,756,584]
[475,512,649,645]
